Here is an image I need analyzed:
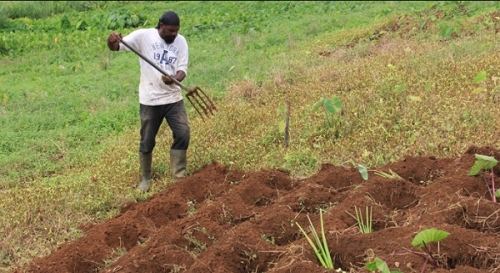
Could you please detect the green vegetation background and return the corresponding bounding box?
[1,1,500,271]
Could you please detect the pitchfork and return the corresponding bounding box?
[118,36,217,121]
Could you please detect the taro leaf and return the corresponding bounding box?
[331,95,342,113]
[469,161,487,176]
[324,99,335,114]
[117,17,125,28]
[475,154,498,165]
[468,154,498,176]
[474,71,487,83]
[131,14,139,26]
[358,164,369,181]
[411,228,450,249]
[365,257,403,273]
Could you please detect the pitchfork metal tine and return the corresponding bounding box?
[193,87,217,115]
[186,91,213,120]
[189,87,216,116]
[186,93,206,122]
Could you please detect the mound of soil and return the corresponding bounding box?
[16,145,500,273]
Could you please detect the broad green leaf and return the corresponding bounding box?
[469,154,498,175]
[323,99,335,114]
[366,258,390,273]
[469,161,487,176]
[365,260,378,271]
[471,87,485,94]
[331,96,342,113]
[425,83,431,91]
[131,14,139,26]
[118,17,125,28]
[475,154,498,164]
[474,71,487,83]
[411,229,450,249]
[358,164,369,181]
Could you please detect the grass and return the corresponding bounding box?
[1,1,500,271]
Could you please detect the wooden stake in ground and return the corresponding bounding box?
[285,100,290,149]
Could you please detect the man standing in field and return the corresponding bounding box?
[106,11,190,191]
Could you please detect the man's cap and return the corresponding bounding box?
[156,11,180,28]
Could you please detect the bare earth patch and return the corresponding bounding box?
[15,145,500,273]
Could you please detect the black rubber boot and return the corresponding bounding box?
[138,152,152,191]
[170,149,187,182]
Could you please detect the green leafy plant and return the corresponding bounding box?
[409,228,450,272]
[312,95,343,137]
[296,209,334,269]
[366,257,402,273]
[103,9,146,29]
[346,206,372,233]
[471,70,488,94]
[358,164,369,181]
[355,166,403,182]
[468,154,499,202]
[367,228,450,273]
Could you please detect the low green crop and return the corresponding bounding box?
[312,95,343,138]
[468,154,499,202]
[296,209,334,269]
[366,228,450,273]
[347,206,372,234]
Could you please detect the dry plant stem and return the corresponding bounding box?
[492,170,496,202]
[481,174,493,201]
[285,100,290,149]
[481,172,496,202]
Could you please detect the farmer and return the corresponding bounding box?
[106,11,190,191]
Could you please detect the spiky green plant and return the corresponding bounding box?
[296,209,334,269]
[347,206,373,234]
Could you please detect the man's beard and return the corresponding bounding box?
[163,36,176,44]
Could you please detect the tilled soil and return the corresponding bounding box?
[16,145,500,273]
